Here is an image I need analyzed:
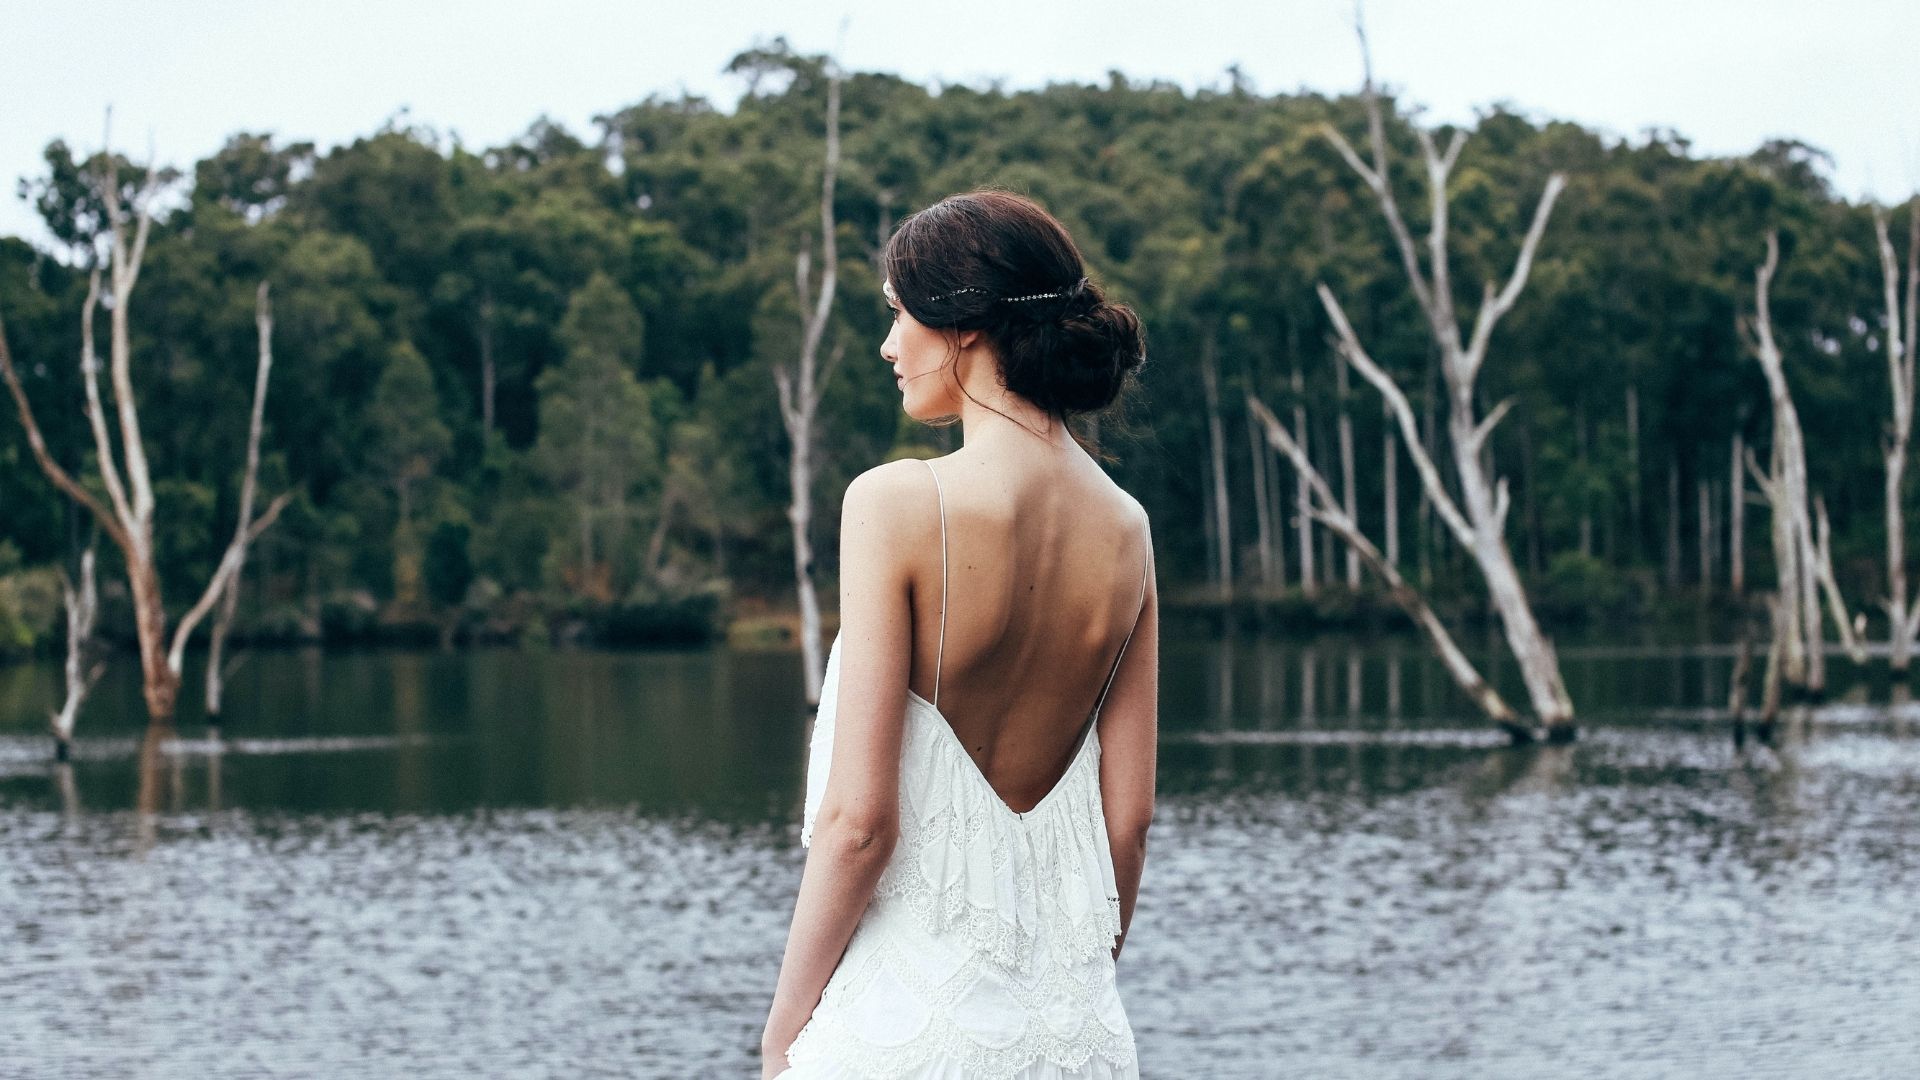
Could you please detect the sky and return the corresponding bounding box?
[4,0,1916,247]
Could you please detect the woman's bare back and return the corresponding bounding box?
[906,447,1152,814]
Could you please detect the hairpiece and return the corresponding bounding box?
[922,277,1090,304]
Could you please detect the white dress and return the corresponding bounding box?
[778,459,1148,1080]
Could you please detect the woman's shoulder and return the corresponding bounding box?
[847,455,939,497]
[840,457,942,532]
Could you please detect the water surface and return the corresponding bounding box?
[2,639,1915,1078]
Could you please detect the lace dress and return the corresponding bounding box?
[777,458,1148,1080]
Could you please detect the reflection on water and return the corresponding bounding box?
[2,639,1917,1077]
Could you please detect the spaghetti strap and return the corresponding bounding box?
[1091,514,1153,719]
[922,458,949,710]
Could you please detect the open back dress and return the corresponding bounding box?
[778,457,1150,1080]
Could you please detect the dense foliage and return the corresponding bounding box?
[0,41,1907,654]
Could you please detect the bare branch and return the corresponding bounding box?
[794,246,812,326]
[1907,196,1918,402]
[1319,122,1383,192]
[1317,283,1474,547]
[1743,445,1777,498]
[1463,173,1568,378]
[1413,127,1459,341]
[97,132,158,527]
[1876,208,1910,424]
[1321,12,1441,329]
[0,305,133,552]
[813,339,848,414]
[1248,392,1525,732]
[79,270,135,534]
[168,490,293,672]
[1811,495,1867,663]
[1753,229,1783,368]
[1467,396,1516,453]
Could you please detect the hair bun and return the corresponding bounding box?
[1001,281,1146,415]
[883,189,1149,417]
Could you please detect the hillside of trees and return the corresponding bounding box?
[0,40,1906,657]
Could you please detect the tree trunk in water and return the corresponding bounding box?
[774,67,846,706]
[51,546,104,761]
[208,283,278,727]
[1745,230,1862,696]
[1875,205,1917,672]
[1315,51,1575,737]
[1250,395,1526,738]
[0,137,288,732]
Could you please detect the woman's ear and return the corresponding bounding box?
[957,328,981,351]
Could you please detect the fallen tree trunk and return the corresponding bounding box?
[1249,395,1532,742]
[1312,20,1574,739]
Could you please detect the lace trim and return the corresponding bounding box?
[802,636,1124,971]
[785,910,1137,1079]
[871,703,1123,972]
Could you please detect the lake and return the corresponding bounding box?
[2,636,1916,1078]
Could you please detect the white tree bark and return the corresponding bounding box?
[0,119,289,729]
[1249,395,1528,739]
[1875,202,1918,671]
[206,281,279,726]
[1743,229,1863,693]
[773,65,846,706]
[51,546,106,761]
[1315,31,1574,736]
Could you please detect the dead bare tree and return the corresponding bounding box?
[774,62,847,706]
[50,546,106,761]
[1743,229,1865,696]
[1249,396,1529,740]
[1874,200,1920,670]
[206,281,279,731]
[0,124,290,730]
[1314,25,1574,738]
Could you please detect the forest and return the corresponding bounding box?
[0,38,1910,675]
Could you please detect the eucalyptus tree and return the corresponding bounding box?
[1873,200,1919,670]
[532,272,659,600]
[0,129,289,731]
[1310,33,1574,740]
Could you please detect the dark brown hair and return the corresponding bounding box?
[883,189,1146,420]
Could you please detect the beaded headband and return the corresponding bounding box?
[885,277,1089,305]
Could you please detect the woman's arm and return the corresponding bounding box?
[1097,518,1157,963]
[761,462,926,1073]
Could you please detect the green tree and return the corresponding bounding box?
[533,273,659,599]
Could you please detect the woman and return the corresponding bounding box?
[762,189,1156,1080]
